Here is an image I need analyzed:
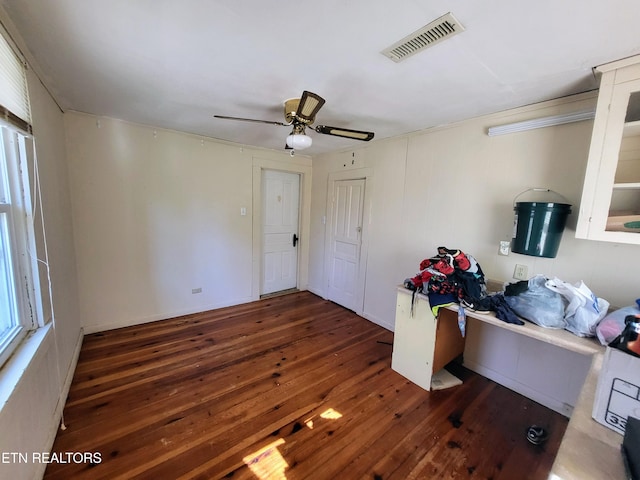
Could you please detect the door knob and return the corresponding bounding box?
[293,233,299,247]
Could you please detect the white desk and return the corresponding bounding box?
[392,287,601,390]
[391,287,625,480]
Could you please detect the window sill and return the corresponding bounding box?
[0,324,52,410]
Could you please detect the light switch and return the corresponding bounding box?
[240,207,247,216]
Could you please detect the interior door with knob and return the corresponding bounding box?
[262,170,300,295]
[327,179,365,311]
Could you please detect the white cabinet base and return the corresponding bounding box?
[391,288,465,391]
[391,287,598,416]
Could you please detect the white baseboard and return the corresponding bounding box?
[306,285,326,299]
[362,311,394,332]
[83,296,254,334]
[35,327,84,480]
[305,287,393,332]
[56,328,84,420]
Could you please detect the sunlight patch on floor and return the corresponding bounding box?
[244,408,344,479]
[304,407,343,429]
[243,438,288,480]
[320,408,342,420]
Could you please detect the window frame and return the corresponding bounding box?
[0,122,42,368]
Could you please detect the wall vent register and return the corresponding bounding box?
[381,12,464,63]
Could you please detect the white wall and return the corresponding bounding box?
[0,69,83,480]
[309,91,640,329]
[64,112,312,333]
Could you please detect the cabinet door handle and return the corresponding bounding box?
[292,233,299,247]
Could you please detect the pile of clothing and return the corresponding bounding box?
[404,247,523,325]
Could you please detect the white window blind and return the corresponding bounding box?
[0,28,31,131]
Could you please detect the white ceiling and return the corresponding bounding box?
[1,0,640,154]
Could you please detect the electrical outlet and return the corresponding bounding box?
[513,264,528,280]
[499,241,510,256]
[191,287,202,294]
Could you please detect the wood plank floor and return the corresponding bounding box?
[45,291,567,479]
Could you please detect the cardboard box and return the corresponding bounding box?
[593,347,640,435]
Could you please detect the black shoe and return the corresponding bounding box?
[526,425,548,445]
[461,297,490,313]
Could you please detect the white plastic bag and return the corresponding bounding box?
[504,275,566,329]
[545,277,610,337]
[596,300,640,345]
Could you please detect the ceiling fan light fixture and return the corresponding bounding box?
[216,90,374,148]
[286,133,312,150]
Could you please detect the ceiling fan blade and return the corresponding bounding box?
[296,91,326,123]
[214,115,290,126]
[314,125,375,141]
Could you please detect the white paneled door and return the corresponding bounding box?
[262,170,300,295]
[327,179,365,311]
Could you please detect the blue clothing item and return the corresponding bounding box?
[428,292,457,316]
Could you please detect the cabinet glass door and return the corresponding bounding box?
[607,91,640,233]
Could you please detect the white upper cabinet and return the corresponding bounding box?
[577,55,640,244]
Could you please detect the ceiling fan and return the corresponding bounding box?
[214,91,374,151]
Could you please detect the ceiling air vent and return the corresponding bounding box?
[381,12,464,63]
